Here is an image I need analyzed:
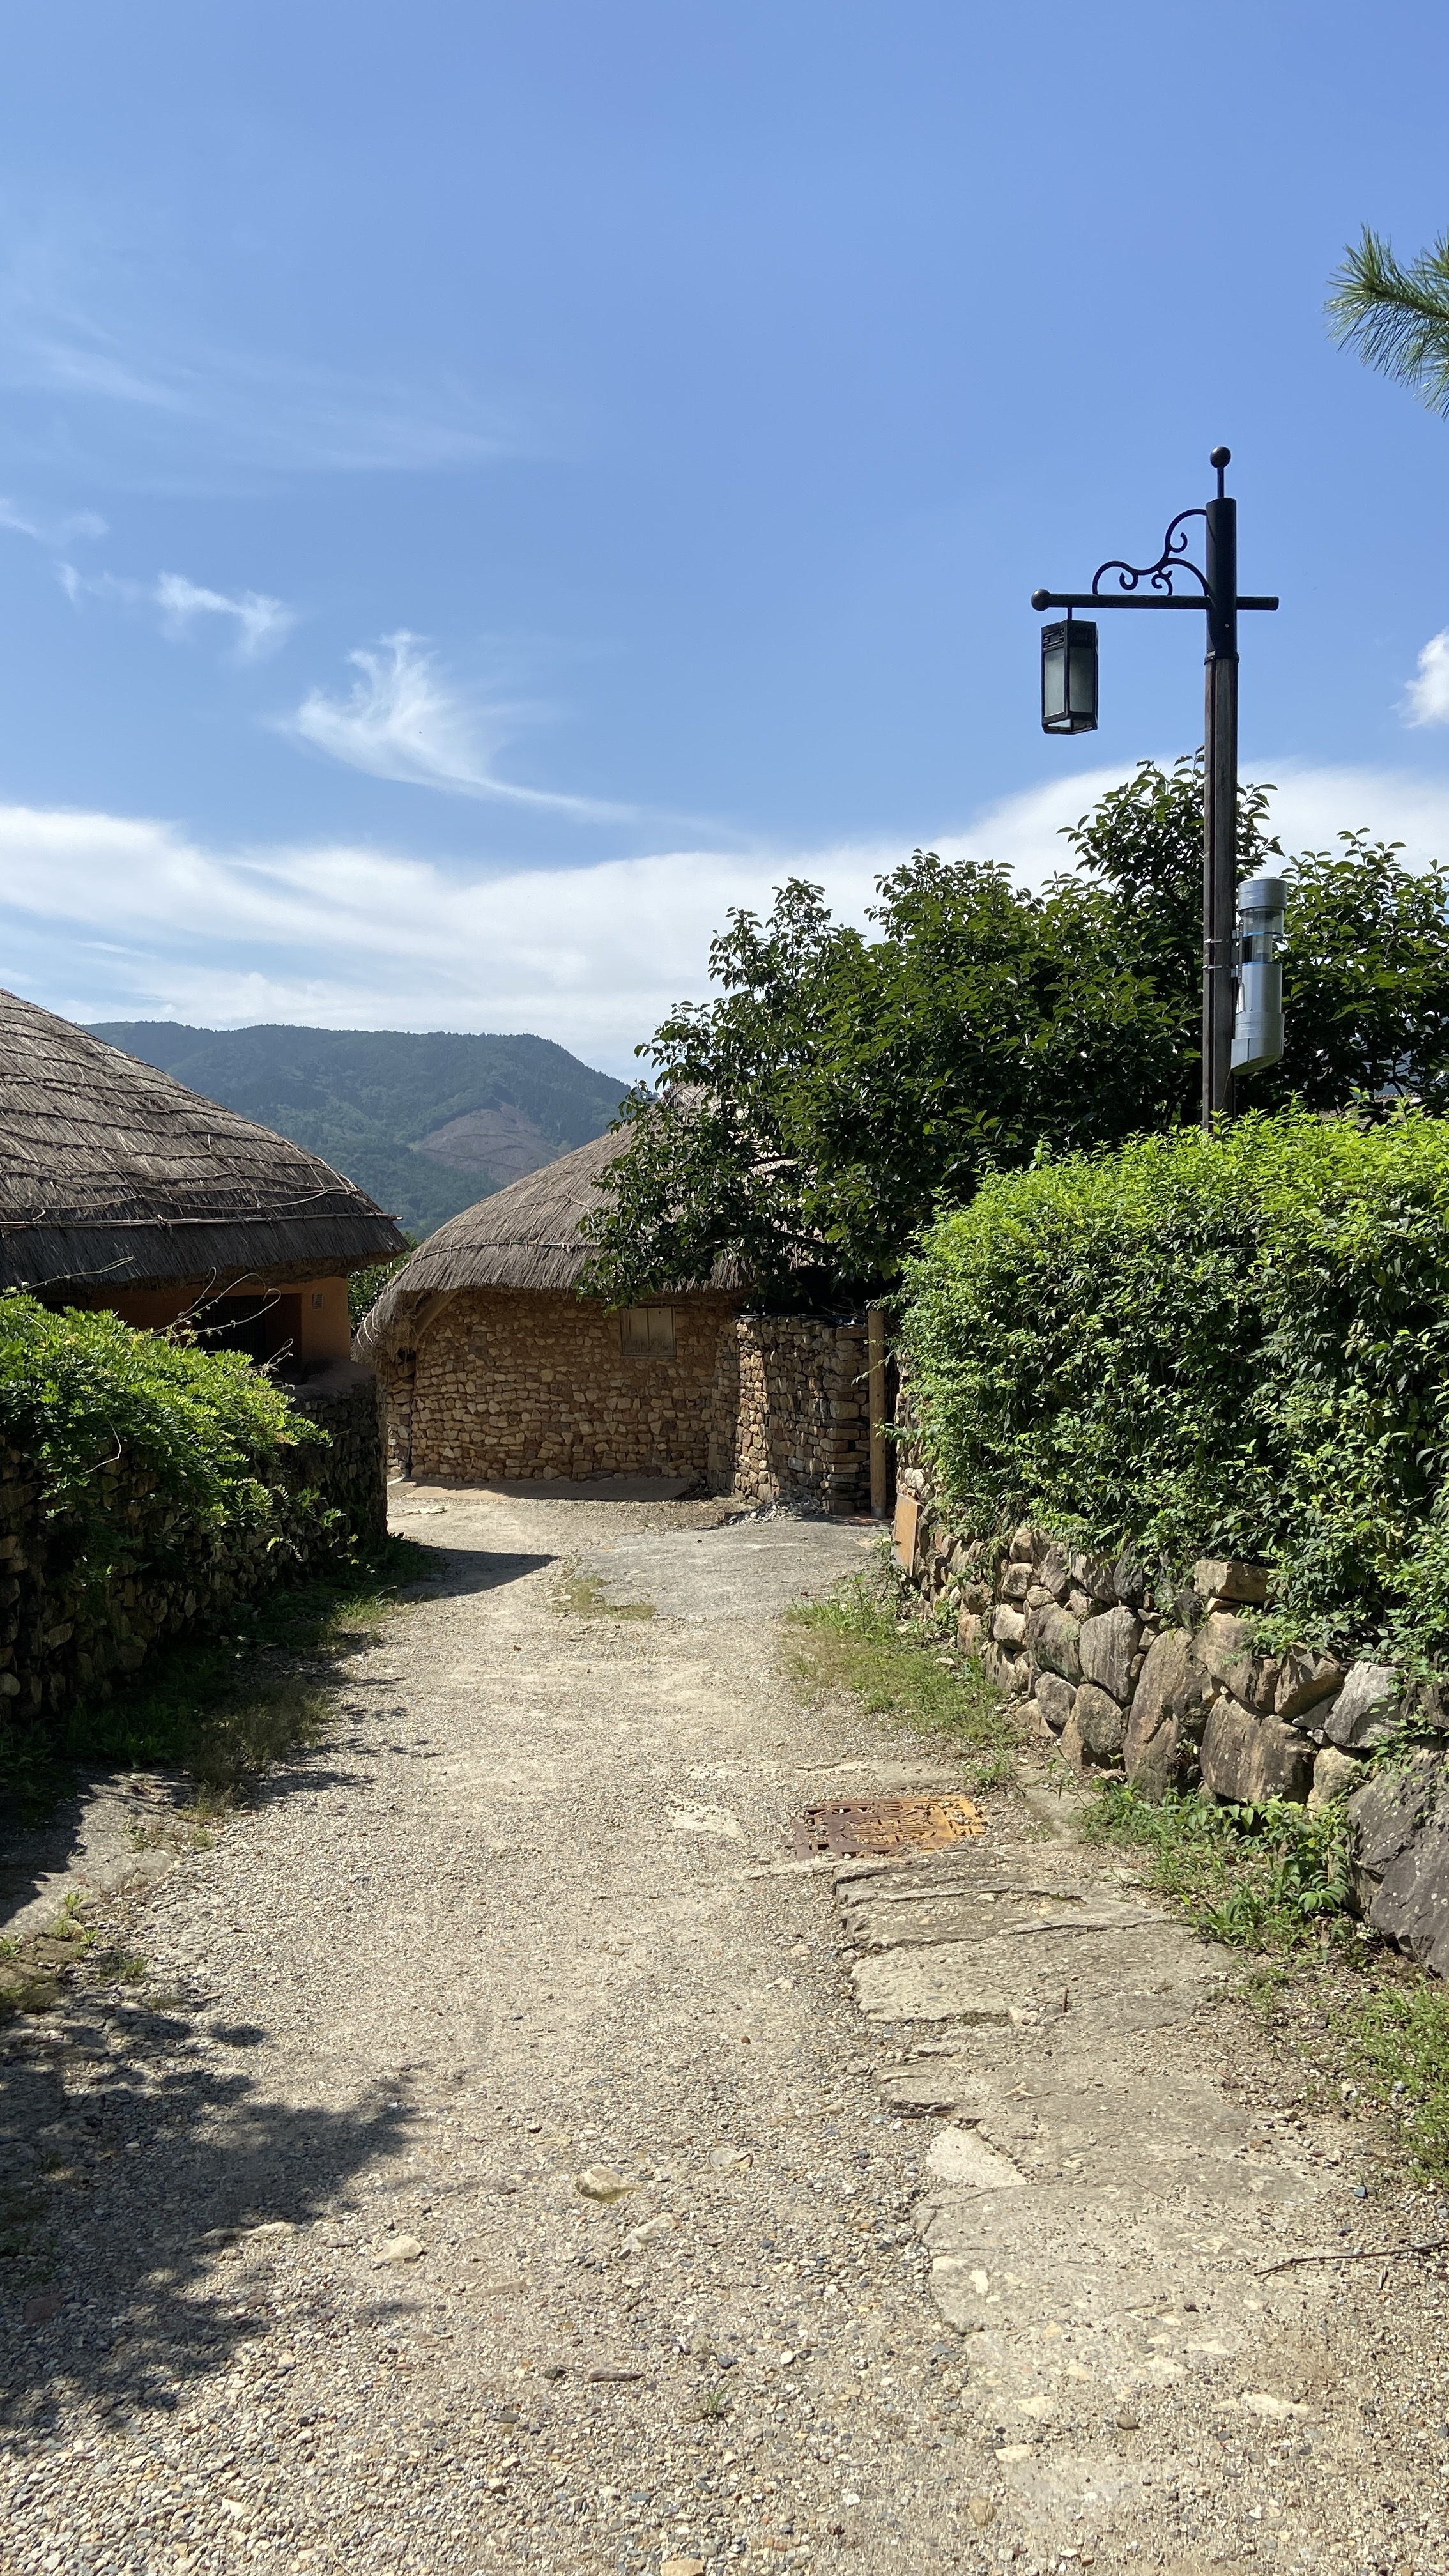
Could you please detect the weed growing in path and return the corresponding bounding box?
[788,1572,1013,1790]
[1342,1981,1449,2188]
[554,1571,655,1621]
[1082,1783,1355,1951]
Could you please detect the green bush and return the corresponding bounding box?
[901,1107,1449,1659]
[0,1292,319,1576]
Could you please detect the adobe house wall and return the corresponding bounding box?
[71,1273,353,1367]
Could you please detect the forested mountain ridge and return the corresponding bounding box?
[86,1022,629,1238]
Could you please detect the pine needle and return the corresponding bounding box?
[1327,224,1449,415]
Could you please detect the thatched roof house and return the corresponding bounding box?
[0,986,405,1370]
[355,1130,747,1485]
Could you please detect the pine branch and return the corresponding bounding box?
[1326,225,1449,415]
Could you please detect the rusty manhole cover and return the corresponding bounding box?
[791,1793,985,1860]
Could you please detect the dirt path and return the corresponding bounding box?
[3,1489,1448,2576]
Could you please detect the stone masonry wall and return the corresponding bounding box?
[897,1462,1449,1977]
[288,1359,389,1549]
[405,1289,740,1483]
[708,1315,871,1516]
[0,1358,388,1737]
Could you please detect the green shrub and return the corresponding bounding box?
[901,1107,1449,1659]
[0,1292,320,1584]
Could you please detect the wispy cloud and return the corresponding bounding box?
[153,572,293,661]
[0,243,511,480]
[56,561,295,663]
[288,631,624,815]
[4,762,1449,1070]
[1406,629,1449,728]
[0,494,106,548]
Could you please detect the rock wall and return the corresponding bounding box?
[401,1288,741,1483]
[288,1359,389,1549]
[900,1470,1387,1805]
[709,1314,871,1516]
[897,1462,1449,1974]
[0,1359,388,1736]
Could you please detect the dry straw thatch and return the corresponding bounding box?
[355,1126,740,1357]
[0,986,406,1296]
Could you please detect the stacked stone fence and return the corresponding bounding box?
[0,1358,387,1740]
[708,1314,871,1515]
[895,1462,1449,1977]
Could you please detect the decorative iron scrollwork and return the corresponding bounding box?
[1092,505,1208,598]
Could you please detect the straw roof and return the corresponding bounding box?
[355,1126,740,1358]
[0,986,406,1296]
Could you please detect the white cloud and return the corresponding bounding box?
[153,571,293,661]
[54,560,294,661]
[3,760,1449,1073]
[288,631,624,814]
[0,250,509,478]
[1406,630,1449,728]
[0,495,107,547]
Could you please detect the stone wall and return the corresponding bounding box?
[897,1463,1449,1975]
[288,1359,389,1549]
[379,1291,874,1512]
[0,1358,388,1736]
[400,1289,741,1483]
[900,1470,1388,1805]
[709,1314,871,1516]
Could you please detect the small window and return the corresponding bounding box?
[620,1304,677,1358]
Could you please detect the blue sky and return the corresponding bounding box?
[3,0,1449,1073]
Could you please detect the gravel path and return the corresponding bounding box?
[3,1486,1449,2576]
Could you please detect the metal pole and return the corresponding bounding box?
[1202,447,1238,1126]
[867,1306,889,1521]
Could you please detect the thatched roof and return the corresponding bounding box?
[0,986,406,1296]
[355,1126,739,1357]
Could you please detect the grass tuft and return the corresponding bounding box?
[1082,1782,1356,1952]
[786,1571,1014,1790]
[555,1572,655,1621]
[1342,1982,1449,2188]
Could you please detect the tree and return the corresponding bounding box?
[1260,835,1449,1112]
[1326,226,1449,413]
[577,762,1449,1307]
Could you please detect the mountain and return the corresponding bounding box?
[85,1023,630,1239]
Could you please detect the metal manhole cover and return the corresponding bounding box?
[791,1793,985,1860]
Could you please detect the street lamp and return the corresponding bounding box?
[1031,447,1280,1126]
[1039,614,1099,734]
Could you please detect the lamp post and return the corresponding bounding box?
[1031,447,1279,1126]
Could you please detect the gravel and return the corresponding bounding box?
[2,1485,1449,2576]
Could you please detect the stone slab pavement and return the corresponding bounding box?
[3,1489,1448,2576]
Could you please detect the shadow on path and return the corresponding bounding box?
[0,1979,413,2435]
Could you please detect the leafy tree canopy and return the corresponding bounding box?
[578,758,1449,1305]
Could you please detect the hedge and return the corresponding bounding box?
[0,1293,321,1570]
[900,1108,1449,1661]
[0,1294,345,1737]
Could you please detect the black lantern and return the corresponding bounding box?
[1039,613,1098,734]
